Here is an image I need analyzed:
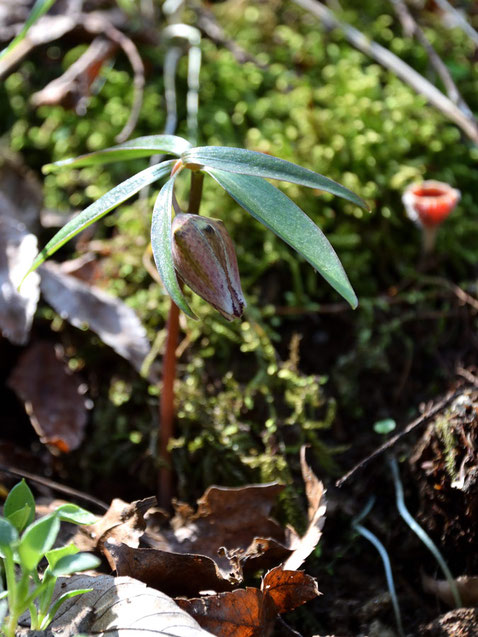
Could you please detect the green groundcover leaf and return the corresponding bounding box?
[4,480,35,533]
[24,160,175,279]
[18,514,60,571]
[55,504,98,526]
[51,552,101,577]
[151,177,195,318]
[182,146,368,210]
[0,518,18,554]
[207,169,358,308]
[43,136,191,172]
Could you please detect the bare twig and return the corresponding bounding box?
[390,0,472,116]
[83,14,145,142]
[291,0,478,144]
[336,389,461,487]
[0,463,108,511]
[433,0,478,48]
[31,36,117,112]
[193,4,269,70]
[456,366,478,388]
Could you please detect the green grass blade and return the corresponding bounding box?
[207,169,358,308]
[43,136,191,173]
[0,0,57,62]
[24,160,175,280]
[151,178,196,318]
[183,146,368,210]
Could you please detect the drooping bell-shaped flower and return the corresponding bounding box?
[171,213,246,321]
[402,180,460,254]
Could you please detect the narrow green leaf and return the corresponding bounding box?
[18,514,60,571]
[43,136,191,173]
[0,518,18,554]
[51,552,100,577]
[207,169,358,308]
[182,146,368,210]
[46,543,78,570]
[0,0,57,62]
[151,177,196,318]
[55,503,98,526]
[40,589,92,630]
[4,480,35,532]
[24,160,175,280]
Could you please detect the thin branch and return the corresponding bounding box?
[390,0,472,116]
[193,4,269,70]
[433,0,478,48]
[291,0,478,144]
[83,14,145,142]
[0,463,108,511]
[336,388,461,487]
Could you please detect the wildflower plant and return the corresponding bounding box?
[24,135,367,315]
[0,480,100,637]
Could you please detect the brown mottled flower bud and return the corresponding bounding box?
[171,213,246,320]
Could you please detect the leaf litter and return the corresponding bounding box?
[62,447,326,636]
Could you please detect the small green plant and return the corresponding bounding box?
[0,480,100,636]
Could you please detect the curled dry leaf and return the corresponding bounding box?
[0,216,40,344]
[8,341,88,452]
[177,565,320,637]
[0,151,43,232]
[74,496,157,554]
[18,575,214,636]
[40,261,153,377]
[150,483,288,577]
[422,573,478,607]
[284,446,327,571]
[104,541,236,597]
[261,565,321,614]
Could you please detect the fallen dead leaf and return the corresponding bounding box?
[422,573,478,607]
[261,565,320,614]
[284,446,327,570]
[149,483,287,577]
[0,151,42,232]
[40,261,154,377]
[177,565,320,637]
[177,587,277,637]
[105,541,236,597]
[74,496,156,555]
[8,341,88,452]
[18,574,214,636]
[0,216,40,344]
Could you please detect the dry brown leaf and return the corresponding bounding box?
[74,496,156,554]
[0,216,40,344]
[177,588,277,637]
[40,261,153,377]
[422,573,478,607]
[177,565,320,637]
[150,483,286,577]
[0,152,42,232]
[18,574,214,636]
[105,541,236,597]
[8,341,88,452]
[261,565,320,614]
[284,446,327,571]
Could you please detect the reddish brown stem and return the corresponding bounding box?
[158,299,180,509]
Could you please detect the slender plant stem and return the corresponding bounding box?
[388,455,462,607]
[158,299,180,509]
[188,171,204,214]
[157,170,205,508]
